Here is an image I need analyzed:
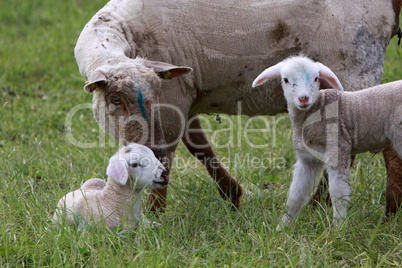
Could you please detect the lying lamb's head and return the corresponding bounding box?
[252,56,344,111]
[84,58,192,160]
[106,143,169,190]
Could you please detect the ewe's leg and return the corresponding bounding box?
[146,150,176,212]
[181,116,243,208]
[383,146,402,215]
[327,164,351,227]
[279,158,323,229]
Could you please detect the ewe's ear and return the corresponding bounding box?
[84,70,108,93]
[252,62,284,88]
[106,155,128,185]
[316,63,344,91]
[148,61,193,79]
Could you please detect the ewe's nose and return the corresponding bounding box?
[298,96,310,105]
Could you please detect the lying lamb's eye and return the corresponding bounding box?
[111,96,121,105]
[283,78,289,83]
[129,162,139,168]
[314,77,319,82]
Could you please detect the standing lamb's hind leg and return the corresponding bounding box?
[278,158,323,230]
[326,163,351,228]
[181,116,243,208]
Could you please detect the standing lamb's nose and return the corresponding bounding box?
[298,96,310,105]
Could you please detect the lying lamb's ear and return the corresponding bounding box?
[252,62,284,88]
[106,155,129,185]
[84,70,108,93]
[148,61,193,79]
[316,63,344,91]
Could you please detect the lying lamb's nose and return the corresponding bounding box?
[298,96,309,104]
[160,170,169,183]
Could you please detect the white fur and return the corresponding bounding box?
[253,56,402,229]
[53,143,169,229]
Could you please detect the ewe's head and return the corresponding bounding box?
[106,143,169,190]
[84,58,192,160]
[252,56,343,111]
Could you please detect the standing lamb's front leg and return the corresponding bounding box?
[326,162,351,228]
[278,157,323,230]
[310,156,355,207]
[181,116,243,208]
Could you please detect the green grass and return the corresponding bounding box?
[1,0,401,266]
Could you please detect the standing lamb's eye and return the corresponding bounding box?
[284,78,289,83]
[314,77,319,82]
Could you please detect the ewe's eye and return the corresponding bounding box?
[111,96,121,105]
[314,77,319,82]
[283,78,289,84]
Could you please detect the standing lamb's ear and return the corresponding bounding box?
[106,155,129,185]
[84,70,108,93]
[148,61,193,79]
[252,62,284,88]
[316,62,344,91]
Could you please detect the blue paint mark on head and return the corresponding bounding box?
[138,90,148,120]
[302,67,310,85]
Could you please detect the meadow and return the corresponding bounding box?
[0,0,401,266]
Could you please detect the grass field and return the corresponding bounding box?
[0,0,401,266]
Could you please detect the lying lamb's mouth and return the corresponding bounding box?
[153,171,169,187]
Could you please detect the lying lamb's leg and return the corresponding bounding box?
[181,116,243,208]
[383,146,402,216]
[326,163,351,228]
[278,158,323,230]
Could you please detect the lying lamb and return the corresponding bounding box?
[252,56,402,228]
[53,143,169,229]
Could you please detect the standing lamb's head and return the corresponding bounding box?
[84,58,192,160]
[106,143,169,190]
[252,56,344,111]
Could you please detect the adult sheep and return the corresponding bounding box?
[75,0,402,213]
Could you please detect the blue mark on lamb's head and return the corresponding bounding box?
[302,67,310,86]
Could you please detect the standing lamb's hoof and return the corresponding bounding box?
[276,213,292,231]
[151,222,162,228]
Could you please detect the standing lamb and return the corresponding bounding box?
[53,143,169,229]
[74,0,402,212]
[252,56,402,228]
